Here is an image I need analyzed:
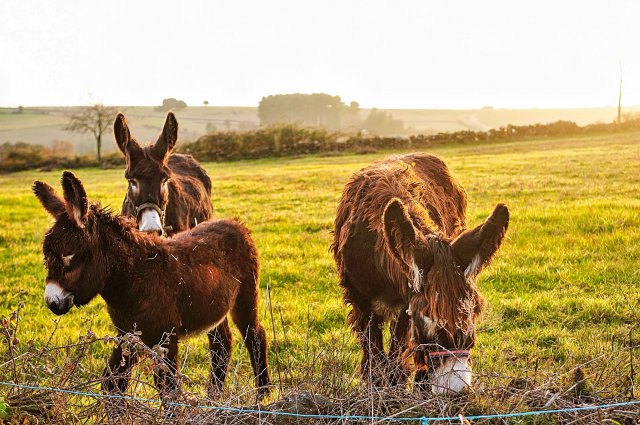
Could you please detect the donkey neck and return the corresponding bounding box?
[91,207,168,307]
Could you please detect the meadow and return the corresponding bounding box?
[0,131,639,422]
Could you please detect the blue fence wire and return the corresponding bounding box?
[1,380,639,423]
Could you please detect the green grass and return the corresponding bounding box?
[0,131,639,417]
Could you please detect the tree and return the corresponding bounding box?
[257,93,361,130]
[361,108,404,135]
[155,98,187,112]
[64,104,117,162]
[205,123,217,133]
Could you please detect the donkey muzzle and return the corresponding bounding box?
[135,202,164,234]
[44,281,74,315]
[430,356,472,395]
[138,208,163,234]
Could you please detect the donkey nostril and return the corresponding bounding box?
[47,295,74,315]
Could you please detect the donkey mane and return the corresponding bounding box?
[332,154,468,304]
[408,237,485,338]
[88,204,158,249]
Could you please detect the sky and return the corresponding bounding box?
[1,1,640,109]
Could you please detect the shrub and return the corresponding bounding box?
[179,124,340,161]
[0,142,124,173]
[4,117,639,172]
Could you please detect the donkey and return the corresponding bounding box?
[331,153,509,394]
[115,112,213,235]
[33,171,271,408]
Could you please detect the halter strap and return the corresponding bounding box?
[427,349,470,359]
[134,202,163,218]
[133,201,168,236]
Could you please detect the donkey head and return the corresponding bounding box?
[33,172,107,315]
[114,112,177,234]
[383,199,509,394]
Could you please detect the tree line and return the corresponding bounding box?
[3,117,640,173]
[257,93,404,135]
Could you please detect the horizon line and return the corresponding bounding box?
[2,104,639,111]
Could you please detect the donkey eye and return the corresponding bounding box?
[128,179,138,190]
[62,253,75,267]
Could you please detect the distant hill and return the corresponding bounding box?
[375,106,640,133]
[0,106,258,154]
[1,105,638,154]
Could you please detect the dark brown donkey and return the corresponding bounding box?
[115,112,212,235]
[331,153,509,394]
[33,172,271,409]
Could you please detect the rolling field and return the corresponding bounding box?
[3,105,640,154]
[0,131,639,421]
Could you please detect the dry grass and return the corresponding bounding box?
[1,301,638,424]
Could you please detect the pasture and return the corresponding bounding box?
[0,131,639,422]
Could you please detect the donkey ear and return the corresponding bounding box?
[33,181,66,217]
[152,112,178,161]
[451,203,509,280]
[383,198,419,265]
[114,113,142,158]
[114,113,131,155]
[60,171,89,228]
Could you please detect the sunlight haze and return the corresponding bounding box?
[1,0,639,108]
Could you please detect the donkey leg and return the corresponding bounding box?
[102,344,138,417]
[349,305,385,386]
[414,368,430,394]
[412,346,433,393]
[388,310,410,387]
[207,317,233,397]
[153,335,179,403]
[231,301,271,399]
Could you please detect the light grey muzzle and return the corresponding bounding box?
[138,207,163,234]
[44,282,74,315]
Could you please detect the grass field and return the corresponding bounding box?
[0,131,639,421]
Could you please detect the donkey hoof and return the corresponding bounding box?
[105,399,128,421]
[257,385,271,400]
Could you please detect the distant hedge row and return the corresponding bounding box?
[179,118,640,162]
[2,117,640,172]
[0,142,124,173]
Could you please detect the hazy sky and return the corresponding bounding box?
[1,1,639,109]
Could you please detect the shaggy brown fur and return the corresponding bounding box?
[115,112,213,235]
[33,172,270,413]
[331,153,509,388]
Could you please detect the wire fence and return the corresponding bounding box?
[1,380,639,424]
[2,301,639,424]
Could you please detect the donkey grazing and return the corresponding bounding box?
[115,112,212,235]
[331,153,509,394]
[33,172,271,406]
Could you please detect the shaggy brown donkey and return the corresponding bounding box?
[33,172,270,411]
[331,153,509,394]
[115,112,213,235]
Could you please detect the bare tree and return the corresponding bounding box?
[64,104,117,161]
